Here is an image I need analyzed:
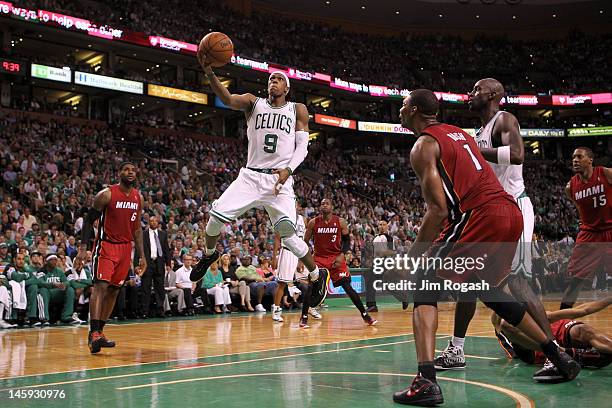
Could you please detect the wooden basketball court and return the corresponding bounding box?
[0,296,610,407]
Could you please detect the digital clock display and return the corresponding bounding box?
[0,59,25,75]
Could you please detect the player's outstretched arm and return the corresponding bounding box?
[479,112,524,165]
[408,136,448,258]
[546,296,612,322]
[199,58,255,111]
[80,188,111,251]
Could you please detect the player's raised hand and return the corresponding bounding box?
[197,48,213,73]
[272,168,291,196]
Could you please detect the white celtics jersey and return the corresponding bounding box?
[296,214,306,239]
[246,98,297,169]
[474,111,525,199]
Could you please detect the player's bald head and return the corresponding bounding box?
[478,78,505,101]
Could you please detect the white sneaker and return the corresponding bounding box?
[308,307,322,319]
[0,319,16,329]
[72,312,85,324]
[309,267,319,282]
[255,304,266,313]
[272,306,283,322]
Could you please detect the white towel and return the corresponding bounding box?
[8,280,26,310]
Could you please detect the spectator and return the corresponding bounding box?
[174,254,196,315]
[236,256,277,312]
[202,261,232,313]
[219,253,253,312]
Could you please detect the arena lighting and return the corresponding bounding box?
[2,3,610,106]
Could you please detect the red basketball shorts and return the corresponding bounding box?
[93,241,133,286]
[435,200,523,287]
[314,254,350,285]
[567,229,612,280]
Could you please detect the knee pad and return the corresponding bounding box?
[281,234,309,259]
[274,218,296,238]
[206,214,225,237]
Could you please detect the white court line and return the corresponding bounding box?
[0,336,450,390]
[0,331,415,381]
[115,371,534,408]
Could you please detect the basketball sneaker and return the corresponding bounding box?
[88,331,115,354]
[362,313,378,326]
[434,341,466,370]
[393,373,444,406]
[190,250,220,282]
[575,348,612,369]
[533,351,580,383]
[495,329,517,359]
[308,307,322,319]
[309,268,330,308]
[299,316,309,328]
[272,305,283,322]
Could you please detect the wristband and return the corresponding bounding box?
[497,145,511,165]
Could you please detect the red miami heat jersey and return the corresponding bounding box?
[99,184,141,243]
[569,166,612,232]
[422,123,514,214]
[312,215,342,257]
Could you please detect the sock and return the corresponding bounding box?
[100,320,106,331]
[205,248,215,256]
[540,339,560,359]
[560,302,573,310]
[90,319,101,332]
[451,336,465,349]
[418,361,436,382]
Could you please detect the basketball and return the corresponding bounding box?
[198,32,233,67]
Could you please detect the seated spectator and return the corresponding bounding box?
[236,255,277,312]
[174,254,196,315]
[256,257,275,282]
[163,262,187,316]
[203,261,232,313]
[219,253,253,312]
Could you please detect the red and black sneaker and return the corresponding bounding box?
[88,331,116,354]
[575,348,612,369]
[362,313,378,326]
[98,332,116,348]
[299,316,310,329]
[393,374,444,406]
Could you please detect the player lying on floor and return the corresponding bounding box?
[491,296,612,382]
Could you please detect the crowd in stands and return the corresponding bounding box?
[1,102,603,328]
[16,0,612,95]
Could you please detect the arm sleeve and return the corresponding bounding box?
[287,130,309,173]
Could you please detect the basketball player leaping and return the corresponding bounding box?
[392,90,578,406]
[80,162,146,354]
[559,148,611,309]
[435,78,553,370]
[303,198,377,328]
[191,52,324,304]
